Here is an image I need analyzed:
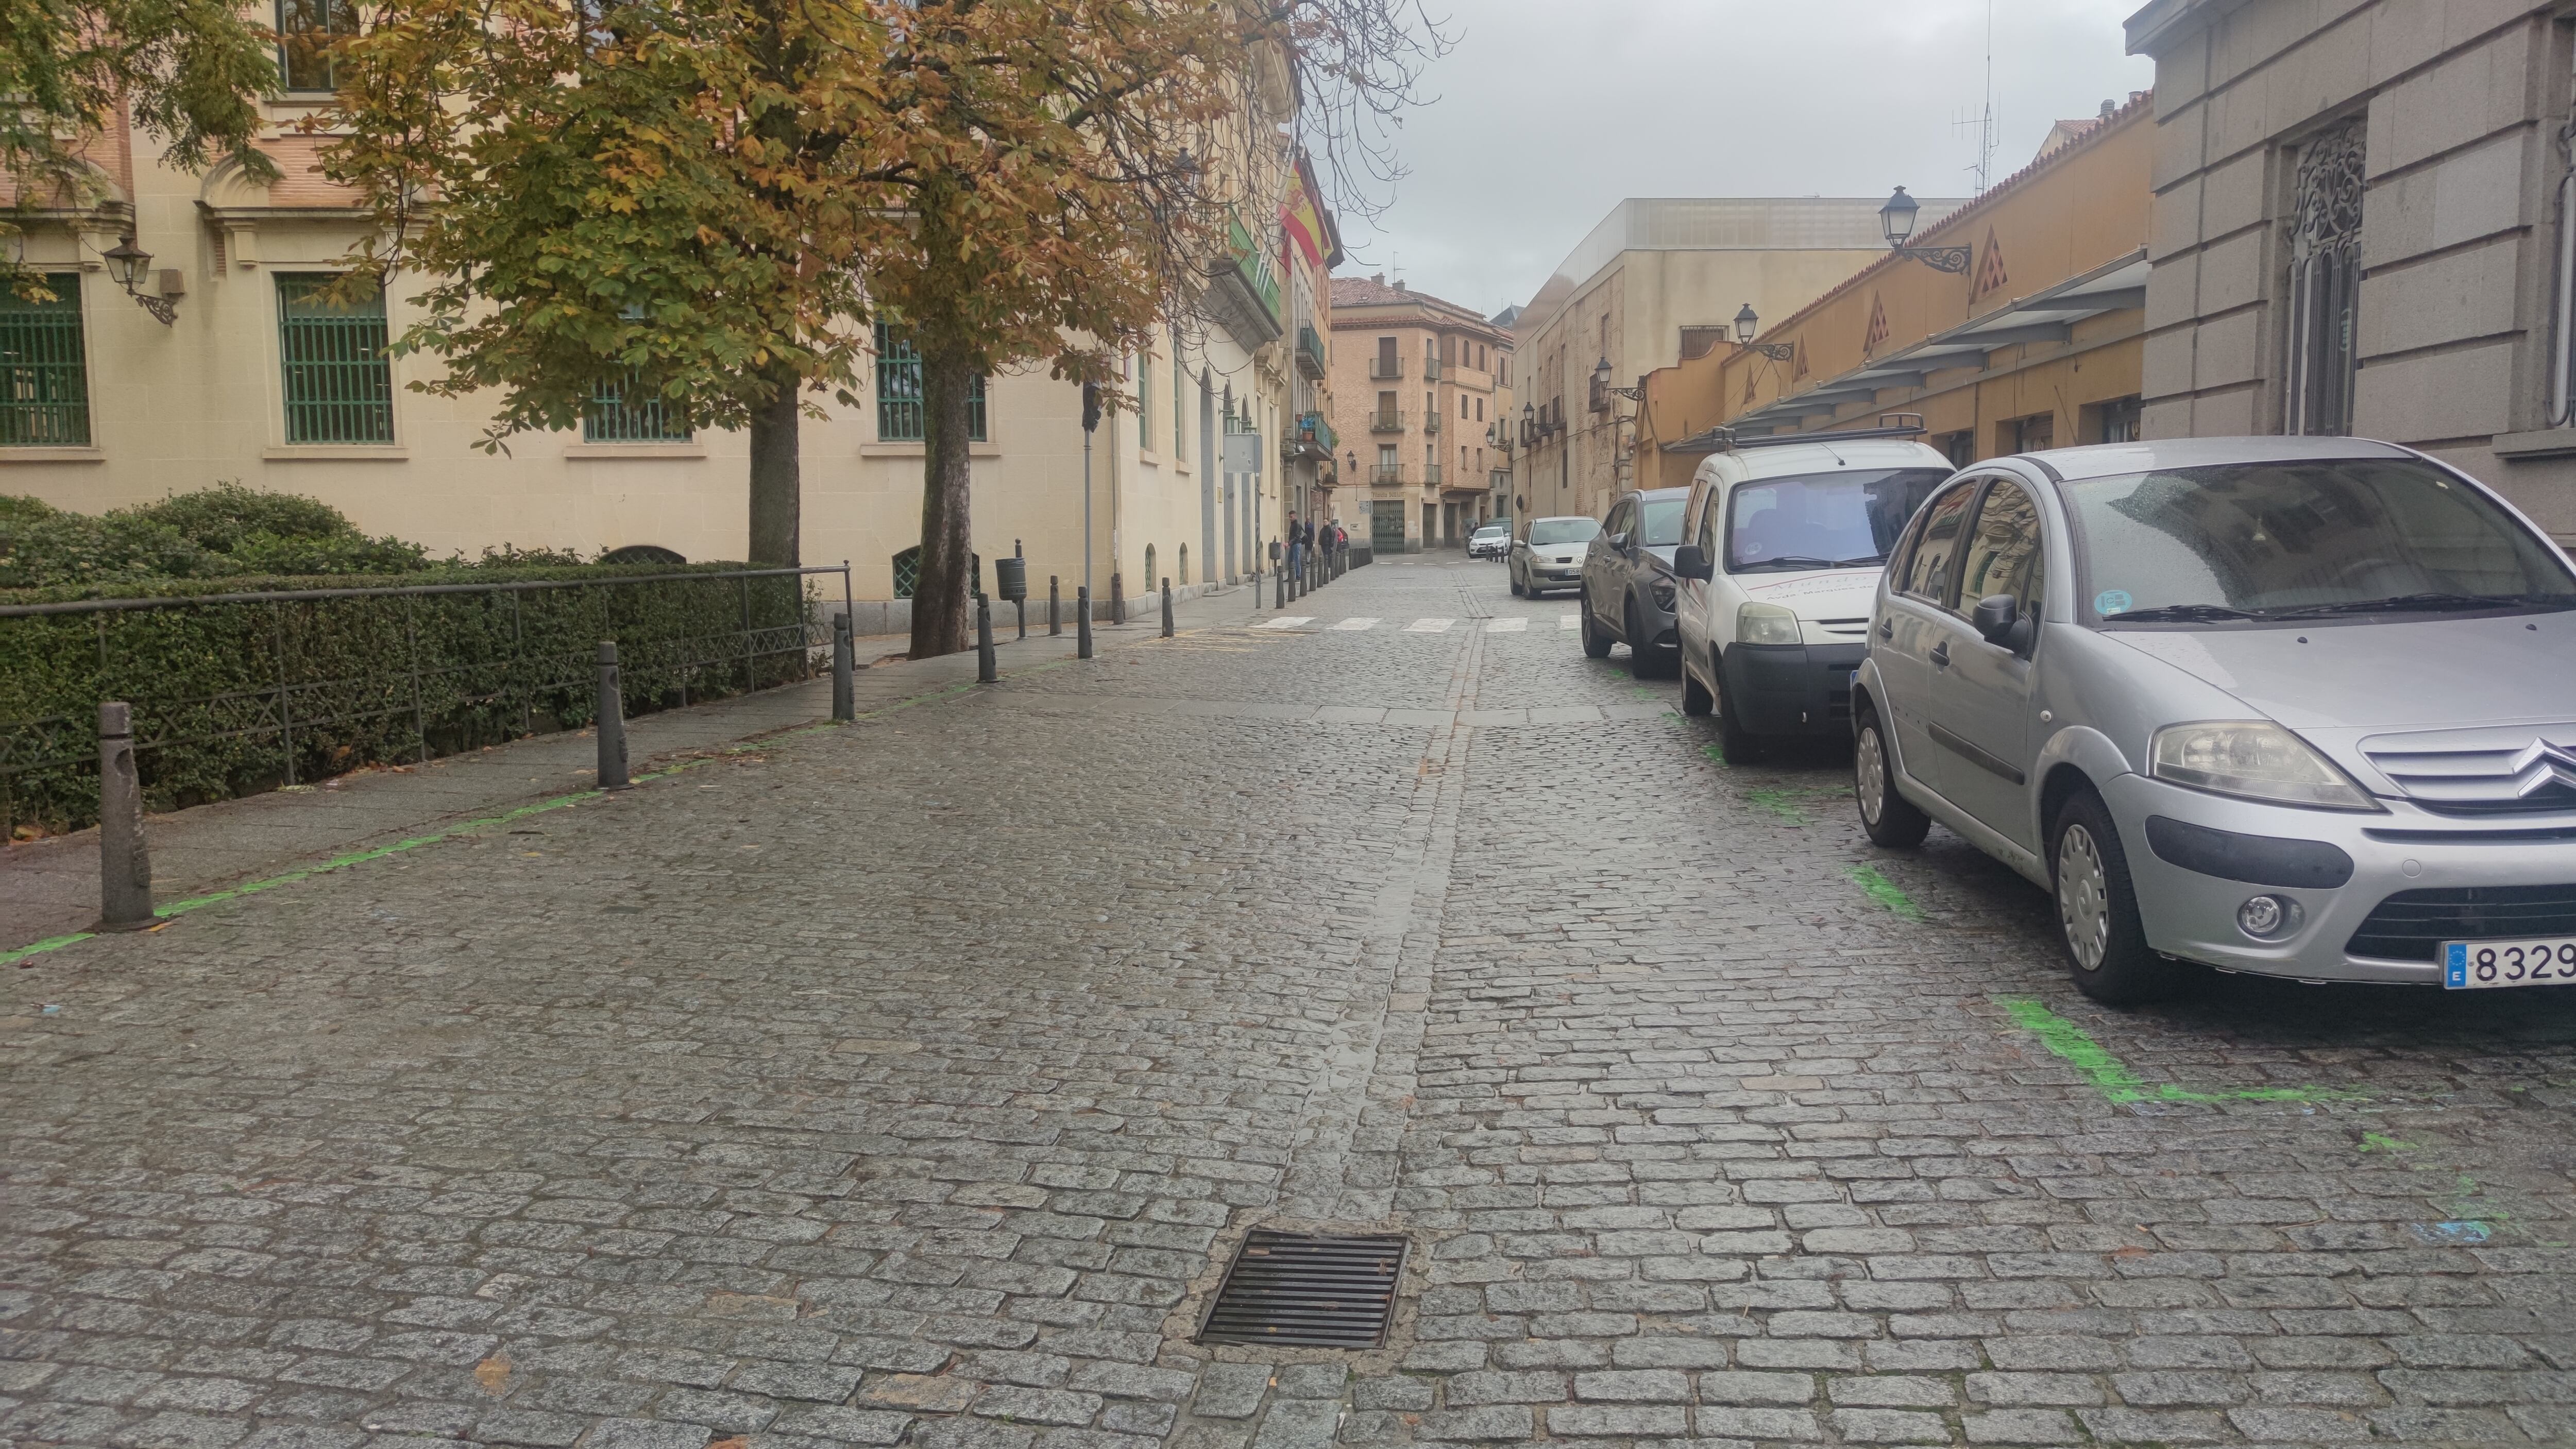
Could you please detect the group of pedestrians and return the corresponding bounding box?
[1279,513,1349,583]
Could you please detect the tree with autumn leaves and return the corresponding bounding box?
[319,0,1442,655]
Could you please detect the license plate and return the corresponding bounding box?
[2444,938,2576,989]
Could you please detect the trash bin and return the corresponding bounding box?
[994,556,1028,604]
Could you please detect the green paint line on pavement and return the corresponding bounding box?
[3,664,1035,969]
[1997,996,2364,1105]
[2359,1132,2416,1153]
[1848,863,1925,920]
[1702,743,1726,766]
[1749,787,1848,825]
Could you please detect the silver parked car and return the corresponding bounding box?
[1511,516,1601,598]
[1851,437,2576,1005]
[1467,523,1511,560]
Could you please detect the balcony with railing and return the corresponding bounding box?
[1422,410,1441,434]
[1296,326,1327,380]
[1204,204,1283,349]
[1424,464,1444,487]
[1369,410,1406,433]
[1423,355,1444,380]
[1286,410,1335,462]
[1368,356,1404,380]
[1371,464,1405,485]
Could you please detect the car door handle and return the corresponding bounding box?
[1876,619,1893,640]
[1928,641,1951,668]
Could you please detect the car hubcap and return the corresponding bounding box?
[1857,727,1886,824]
[2057,824,2111,971]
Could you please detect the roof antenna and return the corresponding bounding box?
[1975,0,1998,193]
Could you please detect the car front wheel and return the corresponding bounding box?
[1854,708,1930,848]
[1580,593,1613,658]
[2049,789,2180,1006]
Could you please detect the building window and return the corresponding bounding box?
[1138,356,1151,453]
[1144,543,1157,588]
[1175,367,1187,456]
[277,0,357,92]
[2285,119,2365,437]
[1179,543,1189,585]
[2095,396,2142,444]
[0,274,89,446]
[584,372,691,442]
[874,322,985,442]
[276,273,393,444]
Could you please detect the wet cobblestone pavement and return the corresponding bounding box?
[7,557,2576,1448]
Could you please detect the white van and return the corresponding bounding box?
[1671,424,1958,760]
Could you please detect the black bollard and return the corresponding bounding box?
[95,702,153,930]
[1077,586,1094,659]
[1111,572,1126,626]
[1049,575,1062,636]
[1274,566,1285,610]
[976,596,997,683]
[1161,578,1174,638]
[832,613,855,722]
[596,641,630,790]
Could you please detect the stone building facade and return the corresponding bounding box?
[1324,277,1515,552]
[2127,0,2576,543]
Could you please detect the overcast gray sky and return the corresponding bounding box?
[1327,0,2157,319]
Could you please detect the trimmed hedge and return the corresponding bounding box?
[2,564,822,836]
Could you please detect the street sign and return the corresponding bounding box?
[1224,431,1264,475]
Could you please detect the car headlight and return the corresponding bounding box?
[1737,602,1801,645]
[1649,578,1675,610]
[2149,721,2380,811]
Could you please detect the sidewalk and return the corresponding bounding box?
[3,576,1295,954]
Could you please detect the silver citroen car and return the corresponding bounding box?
[1850,437,2576,1005]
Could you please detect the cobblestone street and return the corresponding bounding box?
[7,557,2576,1449]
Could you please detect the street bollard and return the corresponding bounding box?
[596,641,630,790]
[1111,572,1126,626]
[1077,586,1094,659]
[976,595,997,683]
[1286,559,1297,604]
[94,702,153,931]
[1049,575,1062,636]
[1161,578,1174,638]
[1274,565,1286,610]
[832,613,855,722]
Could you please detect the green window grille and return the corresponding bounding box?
[277,0,357,91]
[892,544,921,599]
[1138,359,1151,453]
[277,274,393,444]
[1,275,90,446]
[584,372,691,442]
[874,322,985,442]
[1175,369,1186,456]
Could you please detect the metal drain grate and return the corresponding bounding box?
[1195,1230,1410,1349]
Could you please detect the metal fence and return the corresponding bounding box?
[1,564,850,834]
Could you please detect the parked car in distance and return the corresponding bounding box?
[1468,523,1511,560]
[1850,436,2576,1005]
[1579,487,1690,677]
[1669,427,1956,759]
[1511,516,1601,597]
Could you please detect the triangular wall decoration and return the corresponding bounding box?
[1863,293,1890,354]
[1973,229,2010,298]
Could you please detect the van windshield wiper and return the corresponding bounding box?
[2261,591,2576,619]
[2098,603,2261,623]
[1732,555,1883,573]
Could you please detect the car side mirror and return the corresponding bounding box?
[1604,532,1629,552]
[1673,544,1714,582]
[1972,593,2020,645]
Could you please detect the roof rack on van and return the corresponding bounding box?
[1666,414,1928,455]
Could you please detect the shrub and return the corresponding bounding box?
[1,564,820,835]
[0,485,436,588]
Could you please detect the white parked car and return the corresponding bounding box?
[1510,516,1600,597]
[1669,426,1957,759]
[1467,523,1511,559]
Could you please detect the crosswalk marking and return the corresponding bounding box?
[1258,616,1315,630]
[1484,618,1529,633]
[1560,613,1582,630]
[1403,617,1455,633]
[1329,617,1380,630]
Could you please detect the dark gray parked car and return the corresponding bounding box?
[1579,488,1688,677]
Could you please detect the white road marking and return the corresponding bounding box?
[1484,618,1529,633]
[1560,613,1582,629]
[1259,616,1315,630]
[1403,618,1455,633]
[1329,617,1380,631]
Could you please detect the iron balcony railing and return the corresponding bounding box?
[1425,464,1444,486]
[1368,357,1403,380]
[1423,411,1441,434]
[1298,411,1336,453]
[1296,326,1327,380]
[1424,355,1444,380]
[1370,465,1405,485]
[1369,410,1406,433]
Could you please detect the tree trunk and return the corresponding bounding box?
[747,363,801,566]
[910,343,976,658]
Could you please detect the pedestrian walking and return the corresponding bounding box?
[1284,512,1303,581]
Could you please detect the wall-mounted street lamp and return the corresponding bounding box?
[1880,187,1972,274]
[1520,400,1563,447]
[102,236,178,325]
[1733,303,1793,362]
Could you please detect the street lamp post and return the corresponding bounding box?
[1879,187,1973,274]
[1733,304,1794,362]
[102,237,178,325]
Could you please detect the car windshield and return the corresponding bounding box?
[1472,525,1507,537]
[2063,458,2576,623]
[1529,519,1602,547]
[1637,498,1686,547]
[1727,468,1951,572]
